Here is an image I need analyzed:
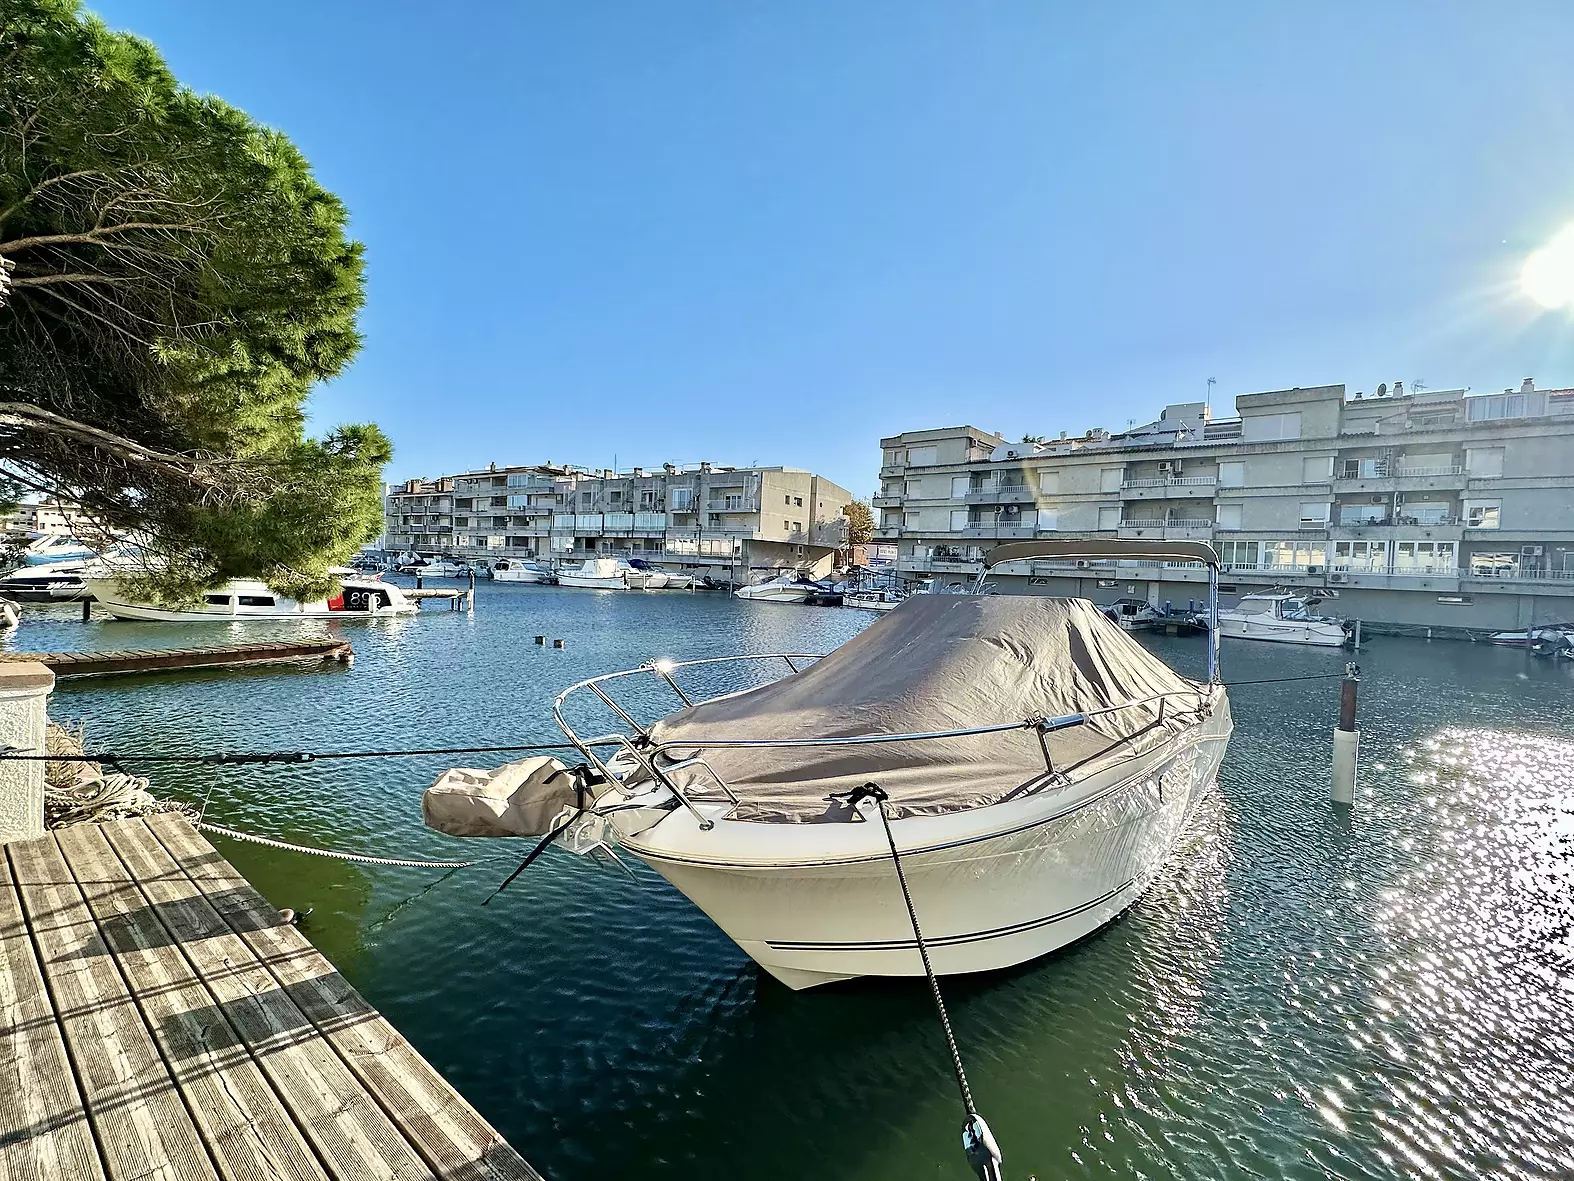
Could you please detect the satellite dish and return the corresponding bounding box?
[1376,382,1388,397]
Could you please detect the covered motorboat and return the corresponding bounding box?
[85,573,417,621]
[434,540,1232,990]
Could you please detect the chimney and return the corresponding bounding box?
[700,461,712,473]
[633,467,644,477]
[1522,377,1535,393]
[1393,381,1403,396]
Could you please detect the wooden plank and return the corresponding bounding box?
[54,823,332,1181]
[3,641,351,680]
[7,834,219,1181]
[0,850,106,1181]
[102,822,435,1181]
[146,816,540,1181]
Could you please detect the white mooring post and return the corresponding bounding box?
[0,661,56,844]
[1331,661,1360,807]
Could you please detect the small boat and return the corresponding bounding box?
[844,589,904,612]
[557,557,634,590]
[19,534,97,566]
[399,558,468,578]
[643,566,697,590]
[733,571,816,603]
[1217,591,1347,647]
[1486,624,1574,647]
[1528,629,1574,658]
[428,539,1232,990]
[84,574,418,621]
[490,559,557,584]
[624,559,670,590]
[0,560,94,603]
[1099,597,1163,631]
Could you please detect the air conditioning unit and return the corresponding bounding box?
[1158,462,1173,474]
[1307,564,1325,574]
[1329,572,1349,584]
[1521,545,1544,557]
[1371,495,1387,504]
[1171,460,1184,475]
[1075,560,1091,569]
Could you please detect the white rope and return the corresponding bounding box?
[196,821,473,869]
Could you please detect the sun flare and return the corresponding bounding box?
[1521,225,1574,308]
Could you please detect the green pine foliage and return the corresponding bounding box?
[0,0,388,601]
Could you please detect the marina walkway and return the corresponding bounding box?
[2,640,355,679]
[0,814,540,1181]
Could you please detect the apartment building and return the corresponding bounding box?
[879,379,1574,631]
[384,463,853,579]
[1,499,85,539]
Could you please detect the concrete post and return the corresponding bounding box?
[0,661,56,844]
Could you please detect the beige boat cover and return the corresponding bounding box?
[422,756,578,837]
[645,595,1211,822]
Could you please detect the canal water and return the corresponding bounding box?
[17,583,1574,1180]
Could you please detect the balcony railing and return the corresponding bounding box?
[1468,569,1574,583]
[706,499,757,512]
[1121,475,1218,489]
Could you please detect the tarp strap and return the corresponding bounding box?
[843,782,1004,1181]
[480,763,601,906]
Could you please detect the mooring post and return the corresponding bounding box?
[1353,618,1362,651]
[81,598,91,622]
[416,574,423,589]
[0,661,55,843]
[1331,662,1360,806]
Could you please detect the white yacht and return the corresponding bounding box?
[399,558,468,578]
[490,559,557,584]
[1216,591,1347,647]
[1099,597,1163,631]
[427,540,1233,990]
[0,560,94,603]
[84,574,417,621]
[733,571,815,603]
[557,557,635,590]
[844,589,905,612]
[20,534,97,566]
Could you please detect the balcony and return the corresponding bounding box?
[1332,463,1466,496]
[903,556,985,573]
[705,499,757,513]
[1118,518,1213,540]
[960,524,1036,540]
[964,483,1034,504]
[1120,475,1218,500]
[871,495,902,509]
[1466,569,1574,585]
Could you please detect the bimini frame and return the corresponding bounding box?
[978,539,1223,684]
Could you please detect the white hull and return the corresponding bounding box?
[492,568,553,583]
[844,593,901,612]
[734,585,814,603]
[85,578,415,621]
[612,700,1231,989]
[557,574,627,590]
[1217,617,1345,646]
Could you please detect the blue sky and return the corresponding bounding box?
[91,1,1574,495]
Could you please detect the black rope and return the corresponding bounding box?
[480,810,581,906]
[0,741,613,765]
[844,782,1002,1179]
[1220,671,1353,686]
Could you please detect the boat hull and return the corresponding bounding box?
[557,575,627,589]
[1217,617,1345,646]
[616,700,1232,988]
[734,586,813,603]
[84,579,415,621]
[492,569,553,583]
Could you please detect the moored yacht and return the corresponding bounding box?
[733,571,816,603]
[0,560,94,603]
[1099,597,1163,631]
[490,558,557,584]
[1216,591,1347,647]
[426,539,1233,990]
[85,573,417,621]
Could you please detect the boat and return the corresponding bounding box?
[1486,624,1574,647]
[399,558,468,578]
[1216,591,1348,647]
[1528,629,1574,658]
[84,574,418,621]
[557,557,631,590]
[844,589,904,612]
[0,560,95,603]
[1099,597,1163,631]
[426,540,1232,990]
[624,559,670,590]
[490,558,557,584]
[733,571,816,603]
[19,534,97,566]
[644,566,697,590]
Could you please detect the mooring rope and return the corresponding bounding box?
[195,821,473,869]
[844,782,1003,1181]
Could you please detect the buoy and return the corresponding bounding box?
[1331,663,1360,806]
[553,639,565,648]
[535,635,546,645]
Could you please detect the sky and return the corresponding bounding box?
[87,1,1574,496]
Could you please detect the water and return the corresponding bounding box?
[20,584,1574,1180]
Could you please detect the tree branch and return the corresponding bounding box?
[0,402,220,486]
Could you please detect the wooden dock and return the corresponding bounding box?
[2,639,354,679]
[405,589,472,611]
[0,814,541,1181]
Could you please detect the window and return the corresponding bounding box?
[908,446,939,466]
[1299,501,1331,527]
[883,449,906,467]
[1464,499,1501,529]
[1469,552,1520,578]
[1339,502,1388,525]
[1097,505,1122,530]
[1263,540,1326,570]
[1218,540,1259,568]
[237,595,275,607]
[724,494,746,510]
[902,512,920,527]
[1038,470,1059,494]
[950,509,969,530]
[903,481,922,496]
[1242,412,1302,441]
[952,475,970,498]
[1217,462,1245,488]
[455,498,472,509]
[1466,393,1526,421]
[1100,468,1124,493]
[794,496,803,506]
[1216,504,1243,530]
[205,593,231,606]
[670,488,694,511]
[1037,509,1058,532]
[1302,456,1333,483]
[1465,447,1504,478]
[785,495,792,505]
[640,490,656,507]
[1394,541,1456,574]
[455,517,469,527]
[609,491,622,503]
[1334,540,1388,573]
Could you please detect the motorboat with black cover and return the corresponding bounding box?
[425,540,1232,989]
